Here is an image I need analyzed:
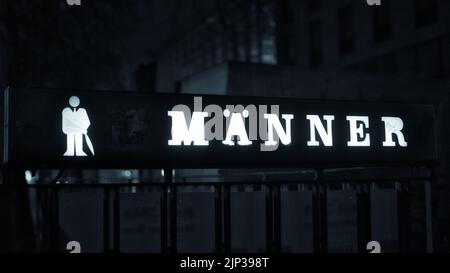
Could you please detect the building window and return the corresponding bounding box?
[309,20,323,67]
[215,35,223,65]
[373,1,392,43]
[338,5,355,56]
[262,37,277,64]
[250,31,260,63]
[415,0,438,28]
[238,28,247,62]
[415,39,443,78]
[135,63,156,92]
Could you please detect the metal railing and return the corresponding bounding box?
[0,165,436,253]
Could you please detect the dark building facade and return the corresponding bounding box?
[0,0,449,254]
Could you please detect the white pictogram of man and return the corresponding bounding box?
[62,96,94,156]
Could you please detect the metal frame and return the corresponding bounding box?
[0,165,435,253]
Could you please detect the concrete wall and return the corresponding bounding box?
[181,62,229,95]
[184,61,450,101]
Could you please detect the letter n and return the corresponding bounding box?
[306,115,335,147]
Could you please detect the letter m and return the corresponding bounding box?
[168,111,209,146]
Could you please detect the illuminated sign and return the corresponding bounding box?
[167,98,408,151]
[167,98,294,150]
[62,96,95,156]
[1,88,437,168]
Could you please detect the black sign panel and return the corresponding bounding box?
[2,88,436,168]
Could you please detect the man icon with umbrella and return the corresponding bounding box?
[62,96,95,157]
